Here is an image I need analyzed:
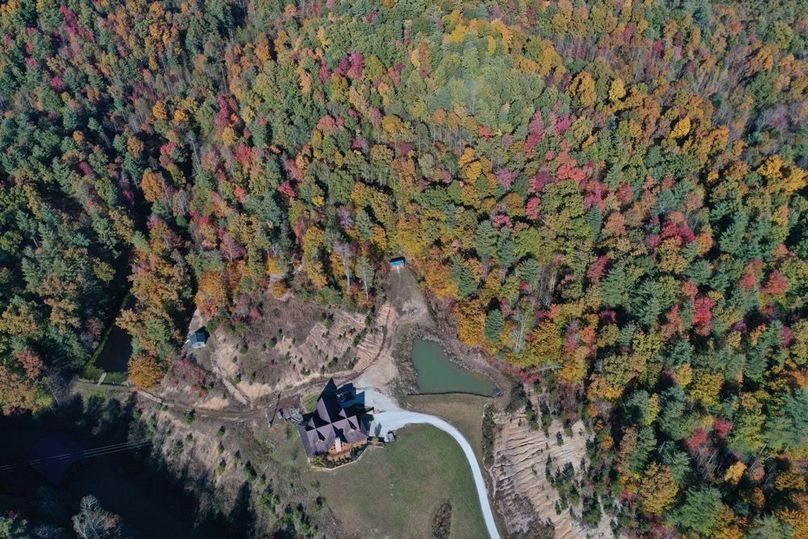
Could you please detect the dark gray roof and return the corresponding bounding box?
[189,328,208,344]
[298,379,369,458]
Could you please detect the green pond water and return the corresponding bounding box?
[96,326,132,373]
[411,339,496,396]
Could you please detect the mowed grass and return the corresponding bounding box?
[310,425,487,539]
[401,393,490,463]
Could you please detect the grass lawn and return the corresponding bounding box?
[301,389,320,412]
[309,425,487,539]
[401,393,490,463]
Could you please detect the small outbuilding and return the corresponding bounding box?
[189,328,209,349]
[389,257,406,270]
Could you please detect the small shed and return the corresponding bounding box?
[189,328,209,349]
[389,257,406,270]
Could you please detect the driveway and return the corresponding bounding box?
[364,389,501,539]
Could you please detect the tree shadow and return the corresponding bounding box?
[193,480,256,538]
[0,394,260,538]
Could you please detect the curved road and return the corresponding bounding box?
[364,390,501,539]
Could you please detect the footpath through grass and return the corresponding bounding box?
[311,424,487,539]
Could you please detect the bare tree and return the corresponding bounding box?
[72,495,121,539]
[357,256,375,301]
[512,309,532,354]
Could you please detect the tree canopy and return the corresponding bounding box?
[0,0,806,535]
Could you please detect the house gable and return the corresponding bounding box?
[297,379,370,460]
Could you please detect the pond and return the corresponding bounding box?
[410,339,496,396]
[95,326,132,373]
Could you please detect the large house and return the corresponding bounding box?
[298,379,370,462]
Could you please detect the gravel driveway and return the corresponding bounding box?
[363,388,501,539]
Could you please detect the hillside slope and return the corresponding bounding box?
[0,1,806,535]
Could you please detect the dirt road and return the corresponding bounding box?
[69,379,264,422]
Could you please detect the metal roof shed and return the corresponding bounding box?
[189,328,209,349]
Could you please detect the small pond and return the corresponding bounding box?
[410,339,496,396]
[95,326,132,373]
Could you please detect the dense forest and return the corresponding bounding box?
[0,0,806,535]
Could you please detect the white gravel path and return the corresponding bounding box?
[362,388,501,539]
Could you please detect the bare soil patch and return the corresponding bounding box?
[490,409,612,539]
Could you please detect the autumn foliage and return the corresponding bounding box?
[0,0,806,535]
[129,354,167,390]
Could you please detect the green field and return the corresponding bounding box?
[400,393,490,463]
[309,425,487,539]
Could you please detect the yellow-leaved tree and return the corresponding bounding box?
[640,463,679,515]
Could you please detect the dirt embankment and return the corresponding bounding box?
[179,290,396,414]
[353,268,431,390]
[489,406,613,538]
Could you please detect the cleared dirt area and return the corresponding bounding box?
[176,268,429,414]
[192,294,371,401]
[353,269,433,390]
[490,409,612,539]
